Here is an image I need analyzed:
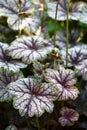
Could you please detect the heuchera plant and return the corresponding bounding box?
[0,0,87,130]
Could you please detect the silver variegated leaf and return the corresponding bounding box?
[8,13,41,33]
[55,29,80,49]
[0,0,40,32]
[75,60,87,80]
[47,0,84,21]
[8,78,57,117]
[0,68,23,102]
[45,65,79,100]
[7,36,53,64]
[33,61,43,76]
[22,16,41,33]
[0,42,27,72]
[59,107,79,126]
[61,45,87,67]
[0,0,32,17]
[79,4,87,24]
[0,61,27,72]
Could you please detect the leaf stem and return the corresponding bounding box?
[25,116,31,129]
[36,116,40,130]
[66,0,70,67]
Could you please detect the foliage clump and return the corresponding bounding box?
[0,0,87,129]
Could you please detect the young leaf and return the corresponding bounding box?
[33,61,43,76]
[59,107,79,126]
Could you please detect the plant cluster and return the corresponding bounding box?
[0,0,87,130]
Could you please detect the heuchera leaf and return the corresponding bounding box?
[0,0,32,17]
[75,59,87,80]
[79,4,87,24]
[8,13,40,33]
[0,0,40,32]
[0,42,27,72]
[33,61,43,76]
[45,65,79,100]
[61,45,87,67]
[47,0,84,21]
[8,78,57,117]
[0,68,23,102]
[7,36,53,64]
[59,107,79,126]
[55,29,80,49]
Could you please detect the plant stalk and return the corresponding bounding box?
[66,0,70,67]
[25,116,31,130]
[18,0,22,37]
[36,116,40,130]
[54,0,59,69]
